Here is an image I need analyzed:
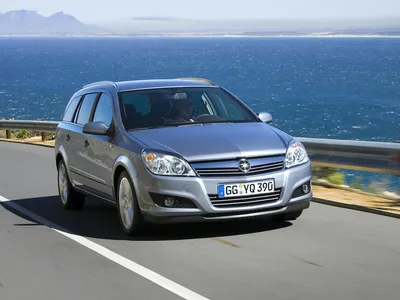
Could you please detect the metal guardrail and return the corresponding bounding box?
[0,120,59,131]
[1,119,399,175]
[299,137,400,176]
[0,120,58,140]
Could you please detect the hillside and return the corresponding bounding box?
[0,10,103,34]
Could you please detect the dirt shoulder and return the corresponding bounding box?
[0,136,55,147]
[312,185,399,215]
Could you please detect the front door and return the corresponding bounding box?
[80,91,117,200]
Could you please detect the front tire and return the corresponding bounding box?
[57,159,86,210]
[116,171,144,236]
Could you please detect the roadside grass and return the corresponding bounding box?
[0,129,56,141]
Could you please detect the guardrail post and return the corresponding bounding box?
[41,132,47,141]
[6,130,11,139]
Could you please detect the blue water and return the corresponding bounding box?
[0,37,399,189]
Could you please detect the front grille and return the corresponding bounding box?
[193,156,285,178]
[208,188,282,208]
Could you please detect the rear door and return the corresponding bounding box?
[58,95,83,181]
[68,92,99,189]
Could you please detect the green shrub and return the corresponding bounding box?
[364,181,386,195]
[13,130,55,140]
[45,132,56,140]
[350,177,362,190]
[15,130,31,139]
[326,172,345,185]
[312,166,338,179]
[364,183,381,194]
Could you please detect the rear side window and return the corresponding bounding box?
[62,96,81,122]
[93,93,113,126]
[76,93,98,125]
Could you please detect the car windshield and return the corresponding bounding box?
[118,87,259,130]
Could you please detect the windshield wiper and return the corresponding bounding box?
[128,123,204,131]
[172,122,206,127]
[128,125,171,131]
[202,120,252,125]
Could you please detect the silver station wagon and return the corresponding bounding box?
[55,78,312,235]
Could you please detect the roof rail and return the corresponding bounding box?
[83,81,117,89]
[177,77,217,86]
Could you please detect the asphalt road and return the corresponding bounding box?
[0,141,399,300]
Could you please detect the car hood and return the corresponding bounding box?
[129,122,291,162]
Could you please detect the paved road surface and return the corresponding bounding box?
[0,141,399,300]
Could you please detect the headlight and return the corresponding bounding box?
[141,150,196,176]
[285,139,309,168]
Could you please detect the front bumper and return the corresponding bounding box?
[133,161,312,223]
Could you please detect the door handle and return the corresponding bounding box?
[84,140,89,148]
[66,134,70,141]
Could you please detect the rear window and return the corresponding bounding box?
[62,96,81,122]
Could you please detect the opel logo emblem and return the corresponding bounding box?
[238,159,251,173]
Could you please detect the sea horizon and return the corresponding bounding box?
[2,34,400,38]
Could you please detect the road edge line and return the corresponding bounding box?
[0,194,209,300]
[311,197,400,219]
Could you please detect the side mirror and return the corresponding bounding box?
[83,121,111,135]
[258,112,273,124]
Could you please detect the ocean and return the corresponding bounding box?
[0,37,399,189]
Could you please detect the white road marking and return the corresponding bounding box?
[0,194,209,300]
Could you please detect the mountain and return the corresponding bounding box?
[0,10,103,34]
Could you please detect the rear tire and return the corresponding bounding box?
[116,171,145,236]
[57,159,86,210]
[278,210,303,221]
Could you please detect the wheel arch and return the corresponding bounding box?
[112,155,139,200]
[55,145,69,169]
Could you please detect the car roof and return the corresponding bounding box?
[81,78,218,93]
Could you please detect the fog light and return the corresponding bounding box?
[164,197,176,207]
[302,184,310,194]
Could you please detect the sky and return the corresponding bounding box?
[1,0,399,23]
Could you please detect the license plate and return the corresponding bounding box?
[218,179,275,198]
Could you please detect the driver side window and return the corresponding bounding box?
[211,93,250,121]
[222,101,243,120]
